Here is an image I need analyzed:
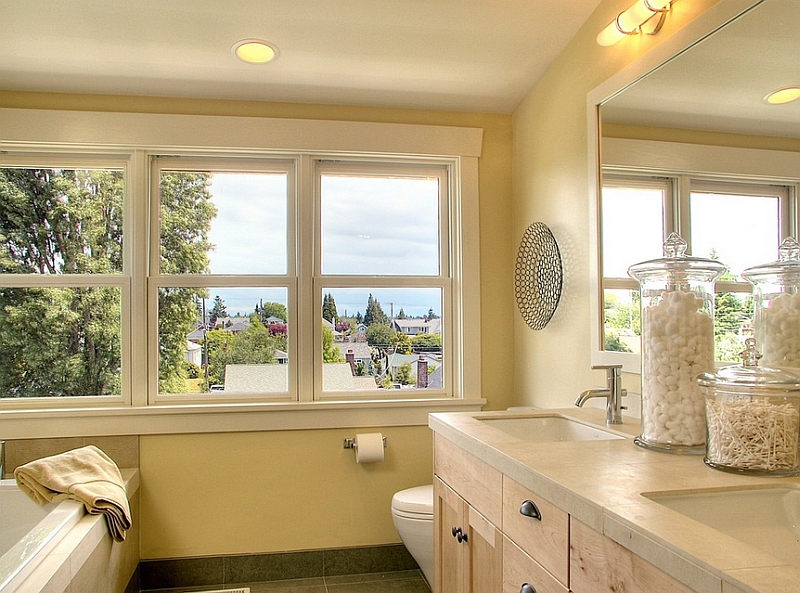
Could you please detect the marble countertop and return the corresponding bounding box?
[429,408,800,593]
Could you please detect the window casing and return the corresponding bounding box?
[0,108,483,433]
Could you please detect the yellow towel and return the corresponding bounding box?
[14,445,132,542]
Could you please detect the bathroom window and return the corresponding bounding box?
[0,158,128,402]
[317,164,449,397]
[600,171,792,365]
[0,108,481,430]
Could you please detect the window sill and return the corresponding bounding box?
[0,397,487,439]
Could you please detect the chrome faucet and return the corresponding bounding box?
[575,365,627,425]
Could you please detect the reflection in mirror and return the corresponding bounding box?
[593,0,800,366]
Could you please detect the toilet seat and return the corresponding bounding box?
[391,484,433,518]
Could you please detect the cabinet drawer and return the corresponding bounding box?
[502,476,568,586]
[503,536,568,593]
[434,434,502,526]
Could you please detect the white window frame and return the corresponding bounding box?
[592,138,800,373]
[0,108,484,438]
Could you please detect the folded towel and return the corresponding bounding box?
[14,445,132,542]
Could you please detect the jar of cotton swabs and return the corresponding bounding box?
[628,233,727,453]
[742,237,800,370]
[698,339,800,476]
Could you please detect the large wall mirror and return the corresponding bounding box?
[589,0,800,372]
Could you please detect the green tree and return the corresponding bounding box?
[395,362,415,385]
[322,326,344,362]
[396,308,408,319]
[257,300,287,323]
[366,323,395,348]
[157,172,216,393]
[411,333,442,351]
[391,332,413,354]
[426,308,440,321]
[363,294,389,326]
[209,295,227,325]
[0,169,125,397]
[322,293,338,322]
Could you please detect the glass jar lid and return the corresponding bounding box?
[741,237,800,283]
[628,233,727,283]
[697,339,800,393]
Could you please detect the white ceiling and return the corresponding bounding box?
[0,0,605,114]
[602,0,800,138]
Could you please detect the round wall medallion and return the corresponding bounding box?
[514,222,563,330]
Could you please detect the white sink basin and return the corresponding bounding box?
[645,487,800,566]
[477,415,625,443]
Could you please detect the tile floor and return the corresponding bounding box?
[144,569,431,593]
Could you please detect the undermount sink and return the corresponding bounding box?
[644,487,800,566]
[477,415,626,443]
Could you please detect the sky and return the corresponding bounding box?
[200,172,443,319]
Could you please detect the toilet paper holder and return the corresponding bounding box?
[343,436,387,449]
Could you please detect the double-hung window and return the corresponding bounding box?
[0,109,482,426]
[600,170,793,366]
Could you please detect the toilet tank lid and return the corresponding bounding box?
[392,484,433,515]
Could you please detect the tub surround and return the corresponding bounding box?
[429,408,800,593]
[3,469,140,593]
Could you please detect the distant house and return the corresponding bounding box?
[222,362,375,392]
[187,328,206,344]
[391,318,441,336]
[385,352,441,388]
[264,316,285,325]
[185,341,203,366]
[214,317,251,333]
[335,342,372,373]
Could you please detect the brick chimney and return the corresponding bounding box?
[346,349,355,374]
[417,355,428,388]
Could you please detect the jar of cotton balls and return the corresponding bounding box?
[742,237,800,370]
[698,339,800,476]
[628,233,727,453]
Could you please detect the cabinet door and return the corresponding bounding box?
[467,504,502,593]
[435,477,467,593]
[570,518,697,593]
[503,536,568,593]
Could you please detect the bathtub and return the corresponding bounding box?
[0,480,84,593]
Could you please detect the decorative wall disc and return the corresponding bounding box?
[514,222,563,330]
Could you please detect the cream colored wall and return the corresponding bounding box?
[510,0,724,408]
[0,91,515,558]
[140,426,432,558]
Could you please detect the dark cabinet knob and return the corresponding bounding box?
[519,499,542,521]
[452,526,459,538]
[520,583,537,593]
[451,526,468,543]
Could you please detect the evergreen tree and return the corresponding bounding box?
[322,293,338,322]
[397,308,408,319]
[209,295,227,325]
[363,294,389,326]
[426,308,440,321]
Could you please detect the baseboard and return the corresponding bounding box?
[139,543,418,591]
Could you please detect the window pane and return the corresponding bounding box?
[0,287,122,397]
[158,287,288,395]
[690,191,780,277]
[714,290,753,363]
[160,171,288,275]
[602,186,665,277]
[0,168,124,274]
[321,174,440,275]
[321,288,443,391]
[603,288,640,354]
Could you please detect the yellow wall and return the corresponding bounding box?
[0,91,515,558]
[510,0,725,409]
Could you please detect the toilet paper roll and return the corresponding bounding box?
[354,432,385,463]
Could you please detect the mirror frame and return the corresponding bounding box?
[586,0,767,372]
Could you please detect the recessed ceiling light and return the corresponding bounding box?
[764,86,800,105]
[232,39,279,64]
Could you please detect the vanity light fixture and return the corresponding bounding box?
[597,0,676,47]
[232,39,279,64]
[764,86,800,105]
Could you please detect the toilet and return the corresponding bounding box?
[391,484,434,586]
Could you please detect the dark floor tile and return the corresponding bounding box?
[325,570,430,593]
[323,545,418,577]
[236,577,327,592]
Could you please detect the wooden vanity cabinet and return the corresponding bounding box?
[434,435,503,593]
[569,518,696,593]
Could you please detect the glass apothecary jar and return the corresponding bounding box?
[742,237,800,370]
[628,233,727,453]
[698,339,800,476]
